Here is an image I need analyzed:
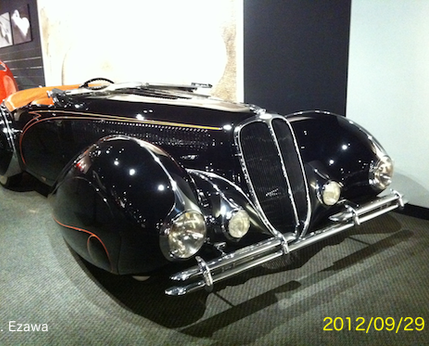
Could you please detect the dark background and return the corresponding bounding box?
[244,0,351,116]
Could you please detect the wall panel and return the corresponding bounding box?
[0,0,45,89]
[244,0,351,116]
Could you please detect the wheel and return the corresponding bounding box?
[132,275,151,282]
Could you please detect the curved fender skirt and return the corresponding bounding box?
[52,176,120,273]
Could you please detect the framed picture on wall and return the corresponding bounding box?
[0,12,13,48]
[11,4,32,44]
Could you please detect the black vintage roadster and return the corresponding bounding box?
[0,79,404,295]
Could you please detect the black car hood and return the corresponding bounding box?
[56,84,256,129]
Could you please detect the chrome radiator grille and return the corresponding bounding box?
[237,117,309,234]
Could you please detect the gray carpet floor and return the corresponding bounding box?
[1,177,429,345]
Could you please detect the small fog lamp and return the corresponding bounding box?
[321,181,341,206]
[227,210,250,238]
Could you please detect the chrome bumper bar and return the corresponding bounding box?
[165,191,405,296]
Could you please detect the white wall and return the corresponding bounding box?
[37,0,242,101]
[347,0,429,208]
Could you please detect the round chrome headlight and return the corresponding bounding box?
[227,209,250,239]
[370,155,394,190]
[320,180,342,206]
[167,211,206,259]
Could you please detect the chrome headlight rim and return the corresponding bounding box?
[369,155,394,190]
[162,210,207,260]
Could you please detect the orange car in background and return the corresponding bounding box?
[0,60,18,101]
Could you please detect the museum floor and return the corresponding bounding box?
[1,176,428,345]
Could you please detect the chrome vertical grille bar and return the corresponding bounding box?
[235,114,310,235]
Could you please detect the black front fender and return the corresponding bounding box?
[51,135,200,275]
[288,111,386,199]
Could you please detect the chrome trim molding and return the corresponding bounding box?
[165,190,404,296]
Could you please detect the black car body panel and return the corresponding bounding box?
[0,81,404,295]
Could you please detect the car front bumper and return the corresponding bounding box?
[165,191,405,296]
